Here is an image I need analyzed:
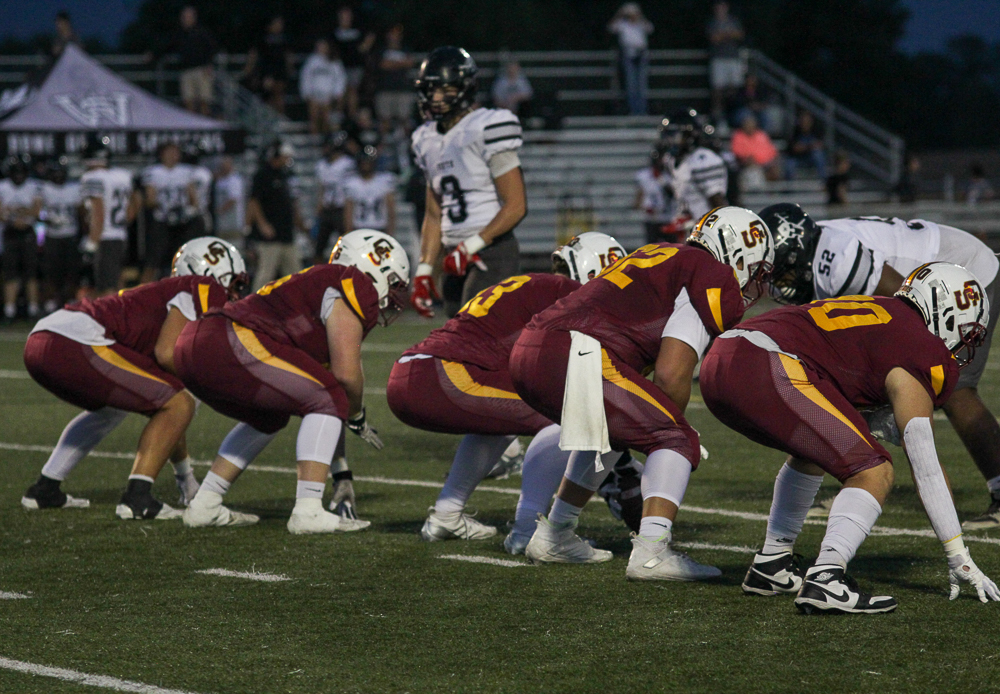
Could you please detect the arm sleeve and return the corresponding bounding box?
[481,110,523,159]
[903,417,963,544]
[690,151,728,198]
[166,291,197,321]
[320,286,342,322]
[489,150,521,179]
[813,233,883,300]
[661,287,712,358]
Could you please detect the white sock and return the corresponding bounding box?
[199,471,231,497]
[41,408,128,481]
[4,304,15,319]
[762,462,825,554]
[293,497,323,512]
[296,479,325,499]
[513,425,570,535]
[548,497,583,526]
[172,456,193,478]
[639,449,692,507]
[128,474,155,484]
[218,422,278,471]
[639,515,672,541]
[434,434,513,515]
[987,474,1000,497]
[815,487,883,568]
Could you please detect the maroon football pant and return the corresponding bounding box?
[509,327,699,465]
[24,331,182,415]
[174,315,349,435]
[699,335,890,482]
[387,356,552,436]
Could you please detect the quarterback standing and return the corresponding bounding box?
[410,46,527,318]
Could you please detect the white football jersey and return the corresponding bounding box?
[813,216,1000,300]
[316,155,356,208]
[80,167,133,242]
[343,172,396,231]
[411,107,523,245]
[188,165,213,214]
[39,181,81,239]
[667,147,727,222]
[634,166,673,222]
[143,163,193,224]
[0,178,41,228]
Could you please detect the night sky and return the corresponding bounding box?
[3,0,1000,53]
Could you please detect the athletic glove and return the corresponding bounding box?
[347,408,383,450]
[330,472,358,520]
[947,547,1000,602]
[442,235,488,276]
[861,405,901,446]
[410,263,440,318]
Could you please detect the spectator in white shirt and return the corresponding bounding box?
[212,157,246,250]
[300,38,347,135]
[491,62,534,117]
[608,2,653,115]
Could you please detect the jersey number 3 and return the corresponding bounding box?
[440,175,468,224]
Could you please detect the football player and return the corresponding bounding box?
[410,46,526,318]
[178,230,409,534]
[508,207,773,579]
[386,232,625,544]
[314,131,356,262]
[21,237,247,519]
[761,204,1000,530]
[142,142,198,283]
[0,155,42,321]
[343,145,396,234]
[79,137,141,296]
[39,158,82,313]
[183,144,214,236]
[700,263,1000,613]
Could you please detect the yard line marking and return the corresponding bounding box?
[674,541,758,554]
[0,370,30,379]
[0,442,134,459]
[684,505,769,522]
[361,343,410,353]
[0,591,31,599]
[439,554,529,567]
[0,656,203,694]
[195,568,292,582]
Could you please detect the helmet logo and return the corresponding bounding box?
[367,239,394,266]
[202,241,228,266]
[955,281,983,311]
[741,221,766,249]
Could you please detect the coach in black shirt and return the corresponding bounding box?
[247,141,306,291]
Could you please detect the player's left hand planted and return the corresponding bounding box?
[948,548,1000,602]
[347,407,384,450]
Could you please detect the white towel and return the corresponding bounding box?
[559,331,611,471]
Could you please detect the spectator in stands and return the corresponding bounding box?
[333,5,375,117]
[826,151,852,205]
[491,61,534,116]
[300,38,347,135]
[784,109,827,180]
[967,163,995,206]
[343,106,380,151]
[894,152,920,203]
[729,73,772,133]
[38,158,82,313]
[213,157,246,250]
[171,7,218,116]
[730,114,781,184]
[0,155,42,322]
[247,141,306,291]
[608,3,654,115]
[343,146,396,235]
[707,1,745,121]
[634,144,675,243]
[375,24,416,126]
[51,11,78,59]
[244,16,294,115]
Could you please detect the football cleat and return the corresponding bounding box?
[287,507,370,535]
[115,493,183,521]
[183,491,259,528]
[626,534,722,582]
[485,439,524,479]
[742,551,804,596]
[175,471,200,507]
[806,496,835,518]
[524,515,612,564]
[794,565,897,615]
[420,508,497,542]
[21,476,89,510]
[503,525,534,555]
[962,495,1000,531]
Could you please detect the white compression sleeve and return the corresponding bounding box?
[514,424,570,532]
[296,413,343,465]
[41,408,129,481]
[436,434,514,514]
[904,416,963,543]
[564,449,617,491]
[218,422,278,470]
[640,449,692,507]
[489,150,521,179]
[762,462,824,553]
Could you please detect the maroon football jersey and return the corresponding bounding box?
[407,273,581,371]
[738,295,959,407]
[218,264,380,364]
[67,275,227,356]
[528,244,744,373]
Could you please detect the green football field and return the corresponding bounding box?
[2,315,1000,694]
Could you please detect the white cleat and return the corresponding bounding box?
[287,507,370,535]
[175,472,201,507]
[626,534,722,582]
[503,526,534,555]
[524,514,613,564]
[420,507,497,542]
[183,491,259,528]
[21,494,90,510]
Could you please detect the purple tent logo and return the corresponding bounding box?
[51,92,131,128]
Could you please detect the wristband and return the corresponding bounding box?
[416,262,434,277]
[462,234,486,256]
[332,470,354,483]
[943,534,966,558]
[348,408,366,424]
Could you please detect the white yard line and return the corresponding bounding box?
[0,656,203,694]
[195,568,291,583]
[673,541,758,554]
[0,370,29,379]
[0,591,31,599]
[439,554,529,567]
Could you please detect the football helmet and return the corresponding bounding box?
[896,262,989,369]
[356,144,378,173]
[687,206,774,307]
[330,229,411,326]
[82,134,111,167]
[758,203,822,305]
[172,236,248,300]
[658,108,714,160]
[415,46,477,121]
[551,232,627,284]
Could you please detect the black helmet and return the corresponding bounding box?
[47,156,69,184]
[4,154,30,182]
[415,46,477,121]
[658,108,713,159]
[758,203,822,305]
[82,134,111,166]
[356,144,378,171]
[325,130,350,154]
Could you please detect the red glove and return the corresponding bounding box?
[442,236,487,276]
[660,214,694,242]
[410,263,440,318]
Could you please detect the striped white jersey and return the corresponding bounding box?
[0,178,40,229]
[39,181,81,239]
[143,163,193,225]
[667,147,727,222]
[343,172,396,231]
[316,154,356,208]
[80,167,133,242]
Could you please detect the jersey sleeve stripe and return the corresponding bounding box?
[341,278,366,320]
[707,287,725,332]
[931,365,945,396]
[833,245,870,297]
[484,134,522,145]
[483,121,520,130]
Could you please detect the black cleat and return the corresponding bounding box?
[742,551,804,596]
[962,494,1000,531]
[116,480,182,520]
[794,565,897,615]
[21,475,90,510]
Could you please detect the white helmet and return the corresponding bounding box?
[687,206,774,306]
[172,236,248,299]
[329,229,411,326]
[896,262,989,368]
[552,232,627,284]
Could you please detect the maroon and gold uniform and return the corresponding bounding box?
[700,295,959,481]
[387,273,580,435]
[509,244,746,463]
[175,265,380,434]
[24,276,226,415]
